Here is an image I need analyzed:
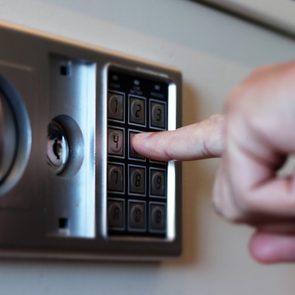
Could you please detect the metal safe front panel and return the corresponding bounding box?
[0,23,182,260]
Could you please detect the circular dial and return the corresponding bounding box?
[0,92,17,182]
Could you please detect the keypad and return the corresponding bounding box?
[107,67,169,238]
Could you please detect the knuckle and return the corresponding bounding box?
[212,197,245,222]
[225,85,247,113]
[236,194,254,217]
[207,113,224,125]
[212,187,250,223]
[222,200,247,222]
[225,64,275,113]
[281,192,295,212]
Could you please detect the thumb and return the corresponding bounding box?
[249,230,295,263]
[132,114,225,161]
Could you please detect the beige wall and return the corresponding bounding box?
[1,0,295,294]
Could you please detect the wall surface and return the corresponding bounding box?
[1,0,295,294]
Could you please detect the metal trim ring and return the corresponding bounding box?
[0,75,31,195]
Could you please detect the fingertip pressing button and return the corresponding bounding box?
[129,131,145,160]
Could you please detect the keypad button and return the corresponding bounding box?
[149,203,166,233]
[108,128,124,157]
[150,169,166,197]
[129,166,146,195]
[108,92,124,121]
[128,201,146,231]
[108,164,124,192]
[129,96,146,125]
[108,199,125,230]
[129,131,145,160]
[150,101,166,129]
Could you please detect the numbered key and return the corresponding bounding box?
[149,203,166,233]
[108,92,124,122]
[108,163,124,193]
[129,96,146,125]
[108,199,125,230]
[108,127,124,157]
[150,169,166,197]
[129,165,146,195]
[150,101,166,129]
[128,201,146,231]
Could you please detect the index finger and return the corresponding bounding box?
[132,114,224,161]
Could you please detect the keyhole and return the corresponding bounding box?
[47,120,69,174]
[53,139,62,160]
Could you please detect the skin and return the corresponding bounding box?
[132,61,295,264]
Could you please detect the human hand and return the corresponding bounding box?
[132,61,295,263]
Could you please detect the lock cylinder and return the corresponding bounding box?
[47,115,84,177]
[0,92,17,183]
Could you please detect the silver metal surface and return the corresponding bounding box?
[167,83,177,241]
[0,22,182,260]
